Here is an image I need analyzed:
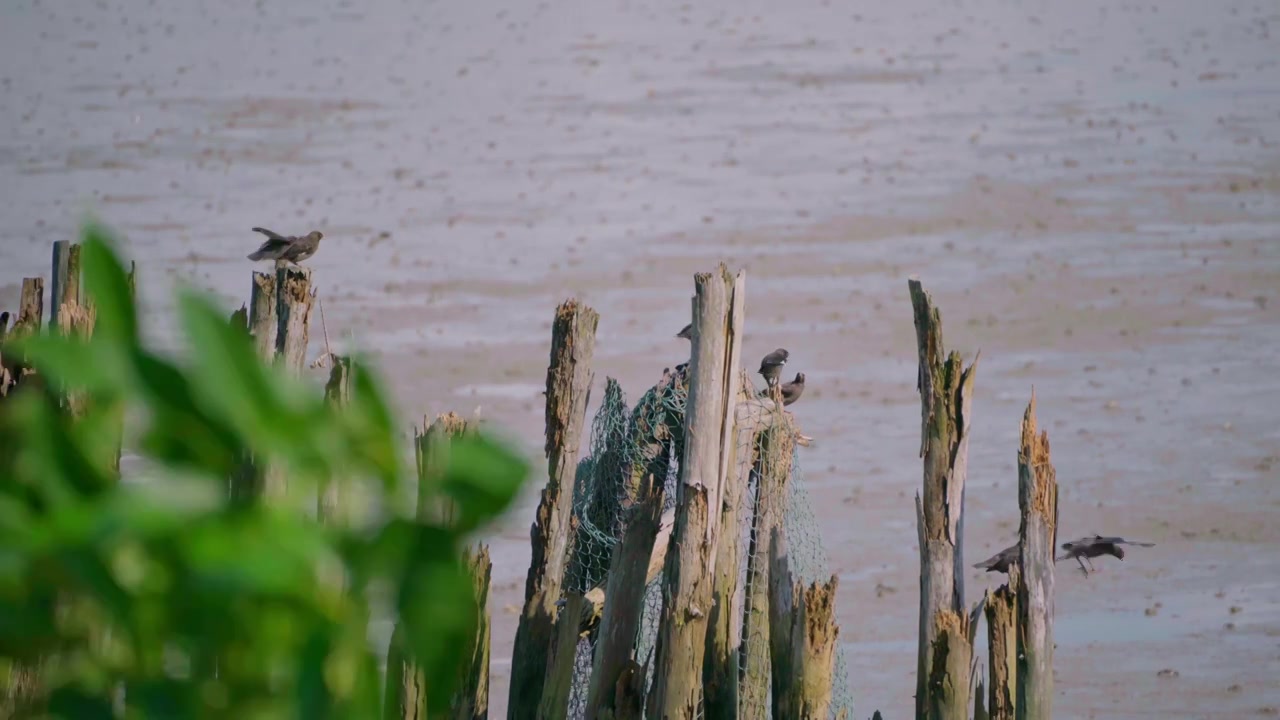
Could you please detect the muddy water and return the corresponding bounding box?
[3,0,1279,716]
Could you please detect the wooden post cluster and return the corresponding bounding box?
[508,300,599,719]
[909,278,979,720]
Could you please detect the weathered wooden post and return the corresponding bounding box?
[739,407,795,719]
[50,240,81,329]
[508,299,599,719]
[704,375,756,720]
[385,412,479,719]
[538,592,585,720]
[1016,394,1057,720]
[585,483,665,720]
[16,278,45,335]
[909,278,978,720]
[985,581,1018,720]
[787,575,840,719]
[646,265,743,720]
[319,355,352,524]
[247,272,277,360]
[275,266,314,373]
[453,545,493,720]
[767,527,795,720]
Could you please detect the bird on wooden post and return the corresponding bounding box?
[247,227,323,266]
[1057,535,1155,576]
[973,543,1020,575]
[757,348,789,388]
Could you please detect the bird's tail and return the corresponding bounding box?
[247,250,267,261]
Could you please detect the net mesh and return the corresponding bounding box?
[560,365,853,720]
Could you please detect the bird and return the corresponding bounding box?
[247,227,323,265]
[676,323,693,340]
[779,372,805,406]
[973,543,1019,574]
[1057,535,1155,576]
[757,348,789,387]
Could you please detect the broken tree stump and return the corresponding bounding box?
[247,272,277,361]
[985,580,1018,720]
[509,299,598,719]
[275,266,314,373]
[787,575,840,719]
[909,278,979,720]
[1016,393,1057,720]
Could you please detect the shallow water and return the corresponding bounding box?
[3,0,1280,716]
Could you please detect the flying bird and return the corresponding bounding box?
[779,372,805,406]
[757,348,789,387]
[1058,535,1155,576]
[247,227,324,266]
[973,543,1020,575]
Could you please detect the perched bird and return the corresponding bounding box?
[676,323,693,340]
[1058,535,1155,576]
[247,227,323,265]
[757,348,789,387]
[973,543,1019,574]
[779,372,805,406]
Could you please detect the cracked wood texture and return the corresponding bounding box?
[985,580,1018,720]
[508,299,598,719]
[787,576,840,720]
[50,240,81,329]
[247,271,278,360]
[586,483,665,720]
[1016,393,1057,720]
[647,266,742,720]
[909,278,978,720]
[767,527,795,720]
[275,266,314,373]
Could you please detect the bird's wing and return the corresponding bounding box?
[254,237,291,253]
[1091,536,1133,546]
[252,227,287,241]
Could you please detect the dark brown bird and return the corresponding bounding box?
[1058,535,1155,576]
[676,323,693,340]
[757,348,789,387]
[247,227,323,265]
[779,372,805,406]
[974,543,1019,574]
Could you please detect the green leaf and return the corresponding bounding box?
[395,534,477,714]
[131,348,243,477]
[9,334,125,397]
[439,433,529,533]
[80,222,138,344]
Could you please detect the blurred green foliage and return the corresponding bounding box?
[0,223,528,718]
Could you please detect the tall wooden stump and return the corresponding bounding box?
[275,266,314,373]
[909,279,978,720]
[453,545,493,720]
[647,266,744,720]
[247,272,277,360]
[508,300,598,719]
[1016,394,1057,720]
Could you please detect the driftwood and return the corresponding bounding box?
[647,266,743,720]
[509,299,598,719]
[585,483,665,719]
[985,580,1018,720]
[909,279,979,720]
[1016,393,1057,719]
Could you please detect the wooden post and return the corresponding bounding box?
[275,266,314,372]
[647,265,743,720]
[50,240,81,329]
[15,278,44,334]
[985,581,1017,720]
[703,376,756,720]
[787,575,840,719]
[1016,393,1057,720]
[740,409,795,719]
[451,545,492,720]
[767,527,795,720]
[385,413,473,720]
[909,278,978,720]
[537,593,585,720]
[247,272,277,360]
[319,355,352,524]
[509,299,598,719]
[586,484,665,719]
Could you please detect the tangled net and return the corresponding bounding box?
[562,366,854,720]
